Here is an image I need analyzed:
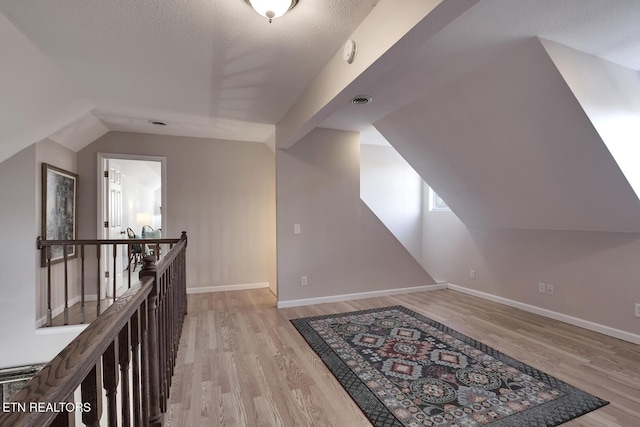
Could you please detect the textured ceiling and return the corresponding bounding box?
[1,0,639,151]
[0,0,375,142]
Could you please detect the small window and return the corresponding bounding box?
[428,187,451,211]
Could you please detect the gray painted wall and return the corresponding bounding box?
[276,128,435,302]
[421,210,640,335]
[369,36,640,336]
[0,143,83,369]
[35,139,79,321]
[375,37,640,232]
[77,132,277,294]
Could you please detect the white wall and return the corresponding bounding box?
[360,143,423,264]
[112,158,162,234]
[542,39,640,200]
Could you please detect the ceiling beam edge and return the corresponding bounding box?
[275,0,481,150]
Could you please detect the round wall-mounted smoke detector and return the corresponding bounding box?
[351,95,372,105]
[343,40,357,64]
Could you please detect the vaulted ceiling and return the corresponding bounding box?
[0,0,376,160]
[1,0,639,231]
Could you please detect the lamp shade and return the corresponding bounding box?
[245,0,299,22]
[136,212,152,226]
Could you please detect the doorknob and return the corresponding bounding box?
[120,231,126,235]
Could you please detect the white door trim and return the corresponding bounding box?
[96,152,167,239]
[96,153,167,299]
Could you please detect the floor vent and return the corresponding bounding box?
[0,365,44,402]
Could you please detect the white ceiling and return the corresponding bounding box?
[0,0,375,144]
[0,0,639,157]
[322,0,640,131]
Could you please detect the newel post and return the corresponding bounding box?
[139,255,163,426]
[181,231,188,316]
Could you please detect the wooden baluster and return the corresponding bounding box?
[64,245,69,325]
[81,245,86,324]
[175,263,181,371]
[81,365,103,427]
[166,272,173,387]
[51,410,71,427]
[157,276,167,413]
[130,309,142,427]
[128,243,132,289]
[140,257,163,426]
[140,299,150,426]
[102,341,119,427]
[164,274,171,407]
[47,246,53,326]
[113,243,118,300]
[97,244,102,317]
[182,232,188,316]
[163,274,171,402]
[119,323,131,427]
[169,269,176,383]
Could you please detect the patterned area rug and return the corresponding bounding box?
[291,306,608,427]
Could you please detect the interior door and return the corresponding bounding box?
[102,159,126,299]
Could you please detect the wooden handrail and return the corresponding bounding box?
[139,231,187,424]
[1,232,188,427]
[0,279,153,427]
[36,235,181,327]
[37,238,180,248]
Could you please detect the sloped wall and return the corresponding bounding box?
[375,37,640,232]
[0,12,90,164]
[542,39,640,200]
[360,143,423,264]
[276,128,435,303]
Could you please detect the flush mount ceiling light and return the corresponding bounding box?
[244,0,299,23]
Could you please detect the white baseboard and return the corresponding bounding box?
[36,295,81,328]
[186,282,269,294]
[35,294,100,328]
[447,284,640,345]
[35,324,88,336]
[277,284,447,309]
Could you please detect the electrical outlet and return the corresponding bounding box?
[294,224,301,234]
[301,275,308,286]
[546,283,554,296]
[538,283,546,294]
[470,269,476,279]
[635,303,640,318]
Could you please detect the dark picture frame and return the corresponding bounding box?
[41,163,79,267]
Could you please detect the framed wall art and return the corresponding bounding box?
[41,163,79,267]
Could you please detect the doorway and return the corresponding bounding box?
[97,153,166,299]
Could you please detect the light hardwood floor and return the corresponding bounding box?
[165,289,640,426]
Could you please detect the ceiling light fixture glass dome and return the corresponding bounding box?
[245,0,299,23]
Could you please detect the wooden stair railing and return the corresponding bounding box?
[0,232,187,427]
[37,235,181,326]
